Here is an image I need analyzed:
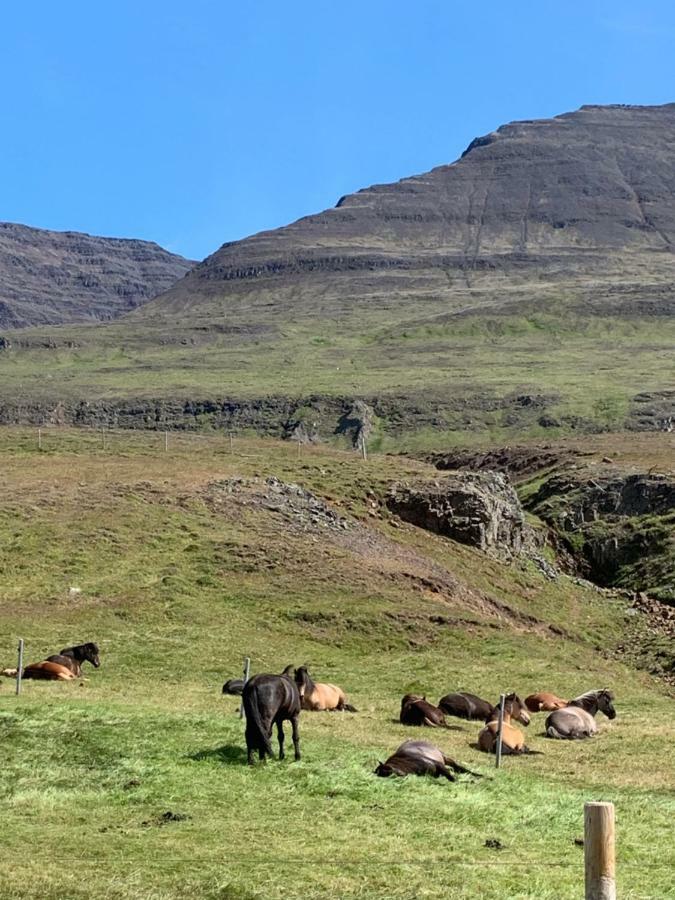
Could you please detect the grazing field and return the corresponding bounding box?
[0,429,673,899]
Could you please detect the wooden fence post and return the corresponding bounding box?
[37,428,42,451]
[495,693,506,768]
[585,801,616,900]
[15,639,24,696]
[164,431,169,452]
[239,656,251,719]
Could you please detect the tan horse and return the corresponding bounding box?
[4,661,76,681]
[478,693,535,755]
[294,666,357,712]
[525,692,568,713]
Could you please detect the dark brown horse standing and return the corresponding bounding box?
[438,692,495,721]
[375,740,481,780]
[243,671,301,764]
[399,695,456,728]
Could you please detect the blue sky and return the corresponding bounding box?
[2,1,675,260]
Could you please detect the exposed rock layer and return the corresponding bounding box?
[0,222,193,328]
[386,472,529,556]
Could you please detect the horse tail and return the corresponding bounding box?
[243,685,273,756]
[522,745,545,755]
[343,703,358,713]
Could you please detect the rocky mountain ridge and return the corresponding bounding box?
[0,221,194,328]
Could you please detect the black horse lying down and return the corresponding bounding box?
[375,740,481,781]
[45,642,100,677]
[222,679,245,696]
[243,670,301,765]
[438,692,494,721]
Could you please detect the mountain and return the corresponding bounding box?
[0,104,673,445]
[0,222,194,328]
[144,103,675,322]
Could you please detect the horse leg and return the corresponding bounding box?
[277,720,285,760]
[291,714,301,761]
[437,764,456,781]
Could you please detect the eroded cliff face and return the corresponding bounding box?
[0,222,193,328]
[528,473,675,603]
[386,472,529,557]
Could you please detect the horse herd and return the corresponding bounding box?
[222,663,617,775]
[4,642,617,780]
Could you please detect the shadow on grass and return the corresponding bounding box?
[188,743,248,765]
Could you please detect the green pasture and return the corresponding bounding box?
[0,431,672,898]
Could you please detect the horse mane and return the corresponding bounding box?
[569,689,611,710]
[296,666,316,694]
[60,642,98,660]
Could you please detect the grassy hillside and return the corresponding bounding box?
[0,429,673,899]
[1,306,673,447]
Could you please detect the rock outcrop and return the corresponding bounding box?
[386,472,529,556]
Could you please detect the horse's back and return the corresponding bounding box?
[246,674,301,719]
[545,706,595,739]
[439,692,491,720]
[525,692,567,713]
[23,661,76,681]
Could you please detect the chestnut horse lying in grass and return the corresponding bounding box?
[477,693,538,755]
[3,642,100,681]
[525,692,568,712]
[375,740,481,781]
[399,695,459,729]
[294,666,357,712]
[546,689,616,739]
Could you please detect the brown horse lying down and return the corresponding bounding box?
[375,740,481,780]
[295,666,357,712]
[438,692,495,721]
[478,693,538,755]
[13,661,77,681]
[399,694,457,728]
[4,642,101,681]
[546,689,616,740]
[525,692,568,712]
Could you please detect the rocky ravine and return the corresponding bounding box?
[0,222,194,328]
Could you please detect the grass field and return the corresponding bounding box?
[0,429,673,899]
[1,305,673,448]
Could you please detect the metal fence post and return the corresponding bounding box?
[495,693,506,768]
[15,639,24,696]
[239,656,251,719]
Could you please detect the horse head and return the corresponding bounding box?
[83,643,101,668]
[294,666,309,697]
[504,693,530,726]
[401,694,423,707]
[597,689,616,720]
[374,761,395,778]
[64,642,100,668]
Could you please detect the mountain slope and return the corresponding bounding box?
[0,104,673,444]
[143,103,675,321]
[0,222,194,328]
